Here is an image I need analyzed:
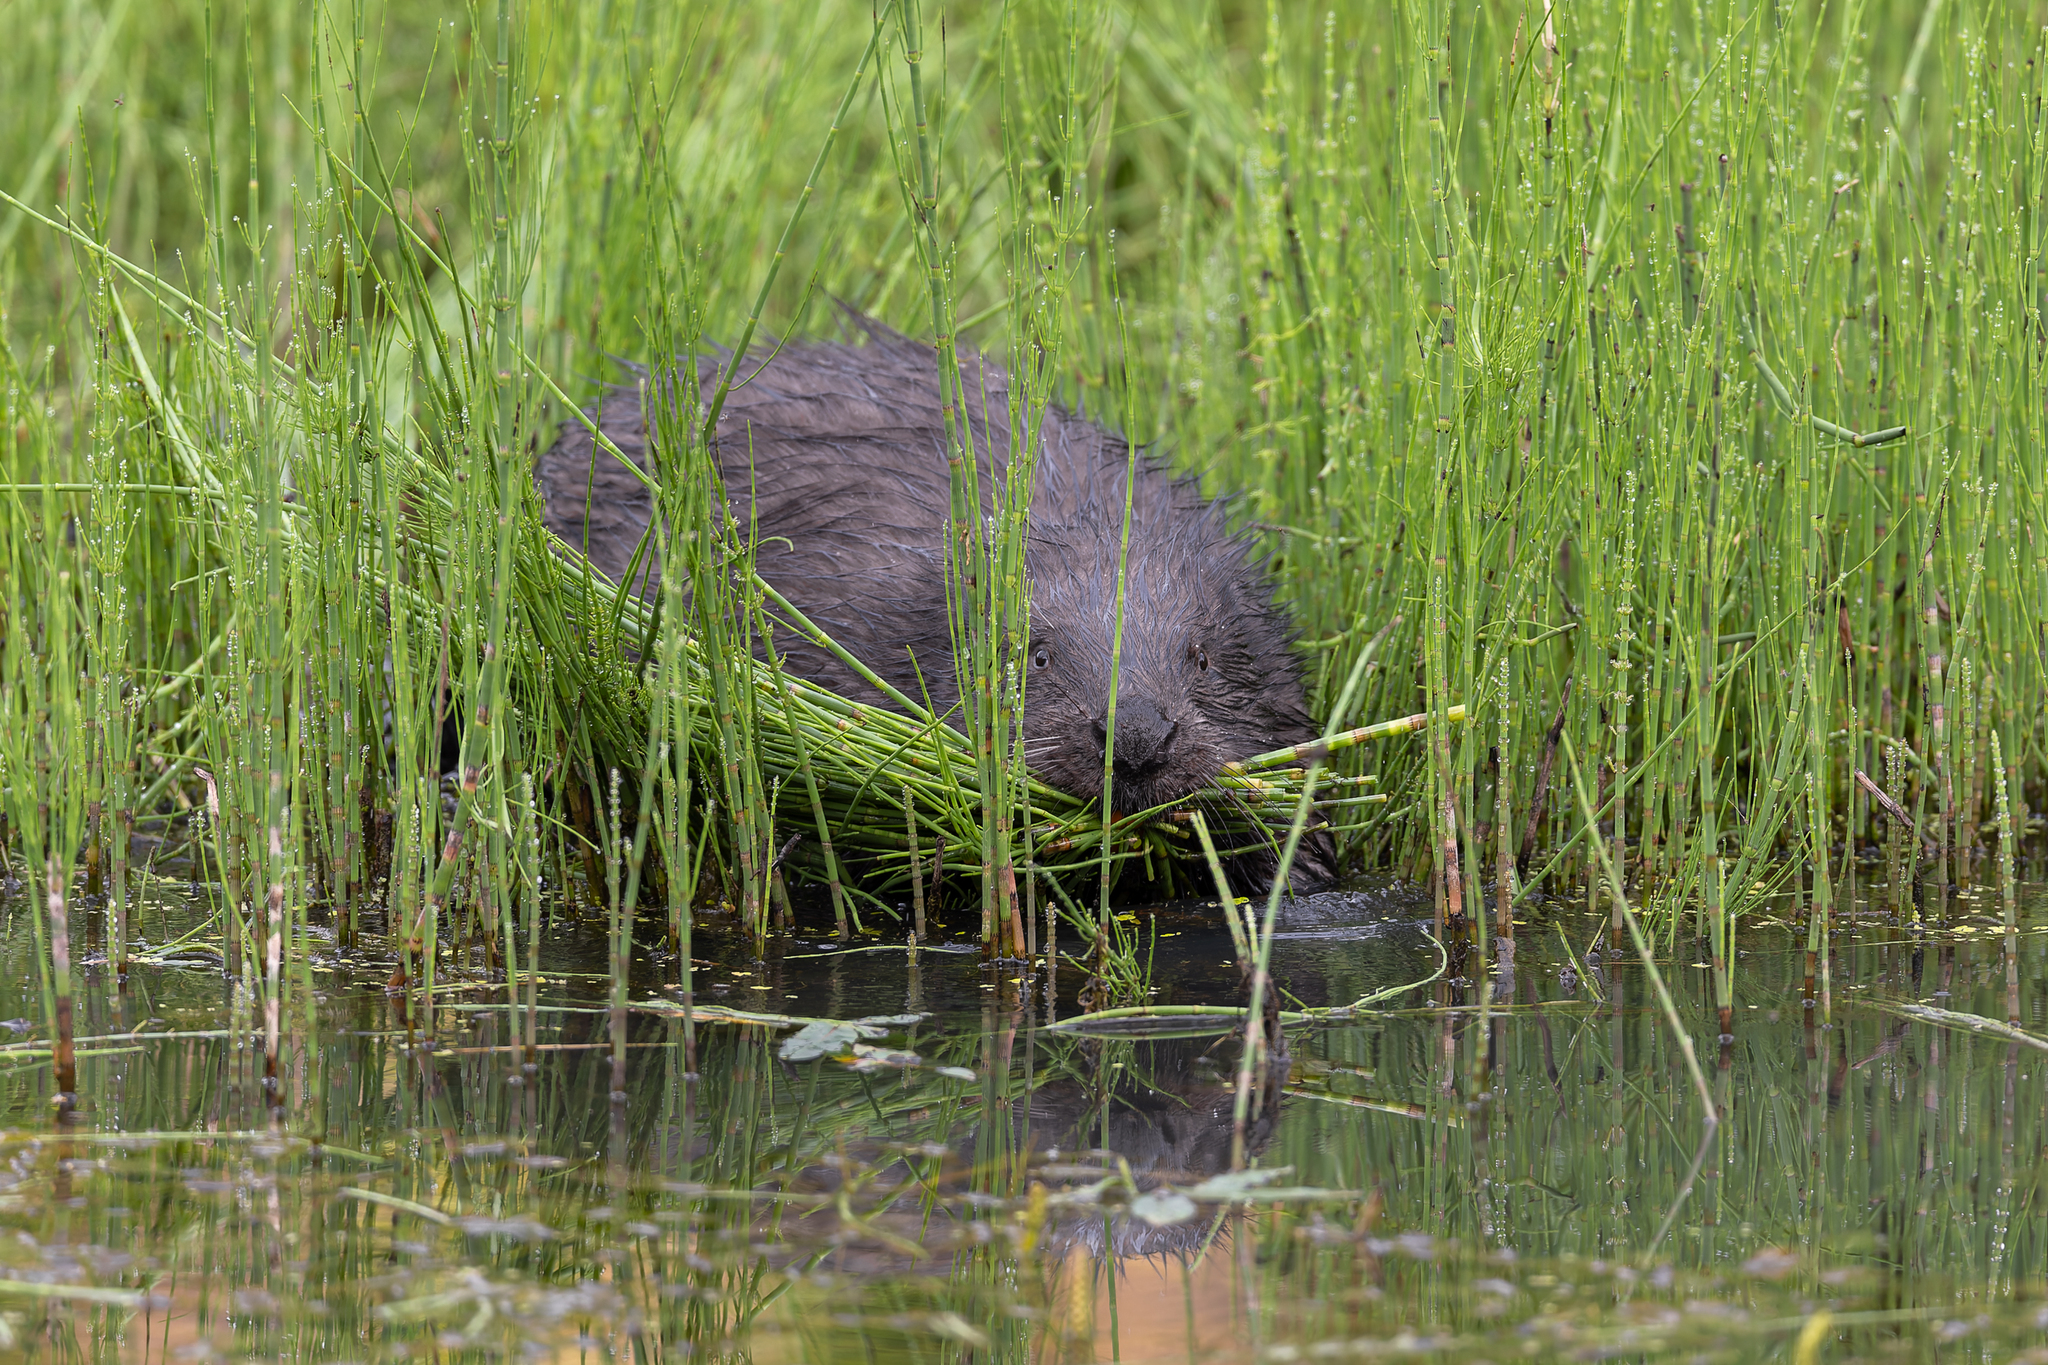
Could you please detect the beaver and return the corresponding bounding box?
[538,321,1336,889]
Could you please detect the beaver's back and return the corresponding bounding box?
[536,327,1206,707]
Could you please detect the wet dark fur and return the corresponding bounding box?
[539,323,1336,889]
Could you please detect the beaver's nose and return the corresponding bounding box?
[1093,696,1178,772]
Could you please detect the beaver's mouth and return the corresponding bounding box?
[1026,749,1209,816]
[1025,705,1224,815]
[1105,761,1212,818]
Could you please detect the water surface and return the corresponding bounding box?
[0,869,2043,1363]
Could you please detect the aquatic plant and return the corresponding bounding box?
[0,0,2041,1051]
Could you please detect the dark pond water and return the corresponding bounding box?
[0,867,2044,1363]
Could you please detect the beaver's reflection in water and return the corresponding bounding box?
[773,1033,1287,1271]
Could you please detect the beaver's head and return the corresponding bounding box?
[1018,503,1312,816]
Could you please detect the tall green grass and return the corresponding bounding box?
[0,0,2044,1070]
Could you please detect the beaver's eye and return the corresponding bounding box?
[1032,646,1050,670]
[1190,643,1209,671]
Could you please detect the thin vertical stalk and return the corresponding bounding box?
[899,0,999,953]
[1421,0,1460,933]
[1992,729,2017,1025]
[416,0,522,957]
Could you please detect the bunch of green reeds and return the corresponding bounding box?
[1137,0,2048,1034]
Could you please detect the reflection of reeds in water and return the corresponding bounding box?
[0,933,2039,1358]
[0,927,2040,1360]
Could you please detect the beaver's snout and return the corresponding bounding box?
[1095,696,1180,778]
